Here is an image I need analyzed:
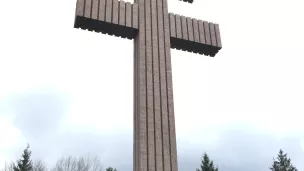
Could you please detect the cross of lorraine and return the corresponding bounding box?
[73,0,222,170]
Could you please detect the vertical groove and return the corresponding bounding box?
[149,0,155,169]
[180,16,183,40]
[83,0,86,16]
[125,1,127,26]
[161,0,170,168]
[90,0,93,18]
[131,3,133,28]
[97,0,100,20]
[104,0,106,21]
[152,0,163,170]
[174,15,177,39]
[162,1,171,171]
[118,1,120,24]
[150,0,156,167]
[197,19,200,43]
[144,0,148,170]
[145,0,155,169]
[168,14,170,39]
[214,24,222,48]
[137,0,147,171]
[111,0,113,22]
[104,0,107,21]
[156,0,165,170]
[158,0,170,171]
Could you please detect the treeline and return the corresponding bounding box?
[1,144,298,171]
[1,144,116,171]
[196,149,298,171]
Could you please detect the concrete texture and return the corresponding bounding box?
[73,0,222,171]
[74,0,222,55]
[74,0,138,39]
[134,0,178,170]
[169,13,222,56]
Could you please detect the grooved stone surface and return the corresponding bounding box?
[187,17,194,41]
[84,0,92,18]
[169,13,176,38]
[75,0,138,39]
[119,1,126,26]
[198,20,205,44]
[181,16,188,40]
[215,24,222,48]
[204,21,211,45]
[151,0,163,170]
[209,23,217,47]
[132,4,138,29]
[144,0,155,170]
[175,15,182,39]
[156,1,171,171]
[99,0,106,21]
[105,0,112,22]
[126,2,132,27]
[75,0,84,16]
[168,13,222,56]
[136,1,148,171]
[192,18,200,43]
[92,0,99,20]
[112,0,119,24]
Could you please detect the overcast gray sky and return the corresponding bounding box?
[0,0,304,170]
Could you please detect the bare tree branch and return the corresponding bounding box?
[51,154,103,171]
[32,159,47,171]
[1,161,15,171]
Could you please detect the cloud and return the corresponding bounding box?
[0,87,71,141]
[1,86,303,171]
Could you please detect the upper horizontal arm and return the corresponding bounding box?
[74,0,139,39]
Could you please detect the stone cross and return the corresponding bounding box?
[74,0,222,170]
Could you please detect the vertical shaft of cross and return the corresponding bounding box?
[133,0,178,171]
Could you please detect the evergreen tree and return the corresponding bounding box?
[270,149,298,171]
[197,153,218,171]
[13,144,33,171]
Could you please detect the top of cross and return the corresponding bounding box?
[179,0,194,3]
[74,0,222,57]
